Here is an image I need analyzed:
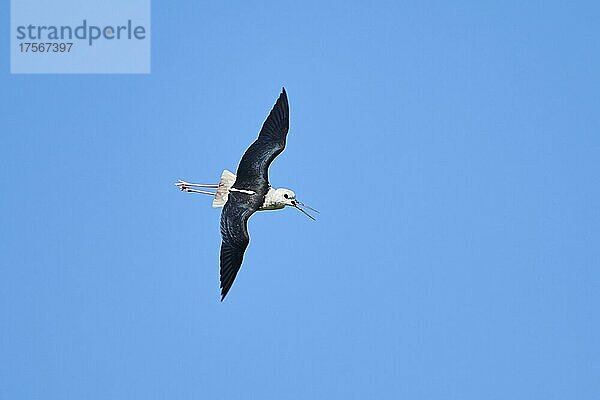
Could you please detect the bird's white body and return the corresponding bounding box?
[211,170,295,210]
[261,188,296,210]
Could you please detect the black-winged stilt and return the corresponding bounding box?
[176,88,317,300]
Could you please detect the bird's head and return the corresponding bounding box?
[273,188,296,206]
[273,188,318,220]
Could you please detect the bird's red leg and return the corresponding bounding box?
[181,188,216,195]
[174,180,218,195]
[175,179,218,188]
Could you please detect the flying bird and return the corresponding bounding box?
[175,88,317,300]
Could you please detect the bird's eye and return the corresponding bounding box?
[283,194,289,199]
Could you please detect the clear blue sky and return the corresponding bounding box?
[1,1,599,399]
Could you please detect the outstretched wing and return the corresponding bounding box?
[219,191,263,300]
[234,88,289,192]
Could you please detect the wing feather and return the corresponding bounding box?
[234,88,289,192]
[219,191,262,300]
[218,88,290,300]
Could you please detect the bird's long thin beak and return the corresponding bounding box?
[292,200,318,221]
[297,201,319,214]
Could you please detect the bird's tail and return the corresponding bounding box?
[212,169,236,208]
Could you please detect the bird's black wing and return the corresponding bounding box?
[233,88,289,193]
[219,190,263,300]
[219,88,289,300]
